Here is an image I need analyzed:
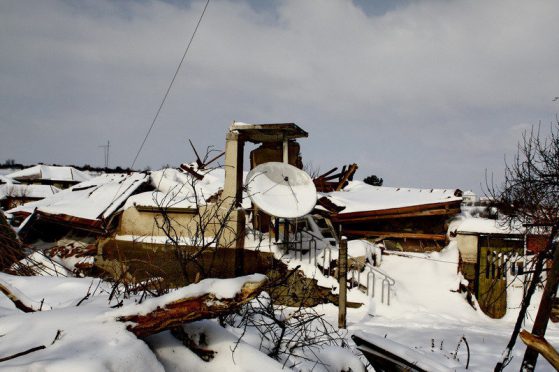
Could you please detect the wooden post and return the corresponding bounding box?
[522,225,559,370]
[282,137,288,163]
[520,330,559,370]
[338,237,347,329]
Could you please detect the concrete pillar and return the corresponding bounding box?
[218,130,245,250]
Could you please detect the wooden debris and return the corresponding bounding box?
[0,280,37,313]
[0,345,46,363]
[171,327,215,362]
[316,196,346,213]
[0,212,25,272]
[313,163,358,192]
[117,278,267,338]
[520,329,559,370]
[179,163,204,180]
[187,138,225,170]
[352,332,455,372]
[335,163,358,191]
[342,230,447,241]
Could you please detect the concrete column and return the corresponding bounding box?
[218,130,245,250]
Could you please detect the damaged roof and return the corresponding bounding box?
[320,181,462,220]
[0,184,60,200]
[9,173,149,230]
[324,181,462,215]
[7,165,91,183]
[124,166,251,211]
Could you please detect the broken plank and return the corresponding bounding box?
[335,164,358,191]
[179,163,204,180]
[332,208,462,223]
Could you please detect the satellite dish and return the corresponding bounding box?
[245,162,317,218]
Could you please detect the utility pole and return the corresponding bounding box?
[99,140,110,168]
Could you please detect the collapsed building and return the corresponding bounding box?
[6,122,470,308]
[319,184,463,252]
[6,164,91,189]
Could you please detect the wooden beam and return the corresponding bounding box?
[332,200,462,221]
[333,208,461,223]
[179,163,204,180]
[342,230,447,241]
[315,167,338,179]
[520,329,559,370]
[335,164,358,191]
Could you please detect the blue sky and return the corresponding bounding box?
[1,0,558,193]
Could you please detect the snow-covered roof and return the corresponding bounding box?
[324,181,462,214]
[0,184,60,200]
[7,165,91,183]
[0,175,18,185]
[124,166,253,211]
[9,173,149,221]
[455,217,524,235]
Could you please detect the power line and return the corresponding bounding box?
[131,0,211,169]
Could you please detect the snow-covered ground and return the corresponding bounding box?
[1,237,557,371]
[340,243,559,371]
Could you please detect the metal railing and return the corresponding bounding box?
[364,264,396,306]
[277,224,396,306]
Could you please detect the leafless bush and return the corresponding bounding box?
[487,118,559,371]
[224,291,351,370]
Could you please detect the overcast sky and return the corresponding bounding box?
[1,0,558,193]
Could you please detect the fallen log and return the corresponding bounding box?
[520,329,559,370]
[115,274,268,338]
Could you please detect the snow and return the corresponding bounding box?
[124,191,199,210]
[339,242,559,371]
[122,166,252,211]
[149,168,224,205]
[7,165,91,183]
[146,320,287,372]
[454,217,524,235]
[2,235,559,370]
[324,181,461,214]
[0,174,18,185]
[353,330,461,371]
[114,234,212,246]
[112,274,267,317]
[0,184,60,200]
[0,274,273,371]
[8,173,149,220]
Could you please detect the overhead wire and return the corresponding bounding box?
[102,0,211,216]
[131,0,211,169]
